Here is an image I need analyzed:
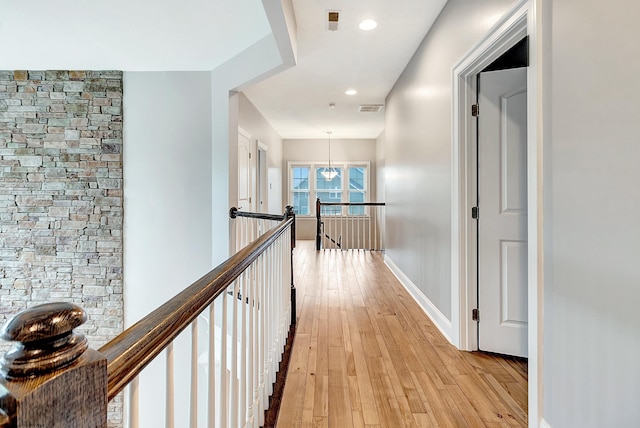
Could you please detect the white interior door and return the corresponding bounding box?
[238,130,254,211]
[477,68,528,357]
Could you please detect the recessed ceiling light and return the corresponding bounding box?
[359,19,378,31]
[345,89,357,95]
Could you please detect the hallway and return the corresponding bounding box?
[277,241,527,427]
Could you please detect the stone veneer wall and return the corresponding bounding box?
[0,70,123,426]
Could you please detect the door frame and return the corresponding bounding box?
[257,140,269,212]
[450,0,543,426]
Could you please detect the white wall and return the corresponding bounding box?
[238,92,284,214]
[283,138,377,239]
[123,71,213,324]
[384,0,518,323]
[376,132,386,204]
[541,0,640,426]
[376,132,386,248]
[123,71,213,427]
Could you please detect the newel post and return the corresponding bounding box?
[0,302,107,428]
[315,198,322,251]
[285,205,297,326]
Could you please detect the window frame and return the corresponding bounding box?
[288,161,370,217]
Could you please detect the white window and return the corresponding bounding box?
[288,162,369,216]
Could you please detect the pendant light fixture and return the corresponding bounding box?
[321,131,338,181]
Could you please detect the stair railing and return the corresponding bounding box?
[315,198,385,251]
[230,207,288,252]
[0,207,296,428]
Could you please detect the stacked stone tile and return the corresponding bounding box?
[0,70,124,425]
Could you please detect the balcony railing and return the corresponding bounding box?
[0,207,296,428]
[315,198,385,251]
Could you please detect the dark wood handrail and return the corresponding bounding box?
[99,215,293,401]
[229,206,286,222]
[317,202,385,206]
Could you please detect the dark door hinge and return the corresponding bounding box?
[471,206,479,219]
[472,308,479,321]
[471,103,479,117]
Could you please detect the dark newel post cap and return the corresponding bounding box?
[0,302,88,379]
[229,207,238,219]
[285,205,294,217]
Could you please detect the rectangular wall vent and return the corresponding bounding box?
[359,104,384,113]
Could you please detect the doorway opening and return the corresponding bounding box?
[237,127,254,212]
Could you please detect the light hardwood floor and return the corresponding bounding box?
[277,241,527,427]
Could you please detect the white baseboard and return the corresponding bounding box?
[540,418,551,428]
[384,255,453,343]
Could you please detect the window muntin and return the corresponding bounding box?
[316,167,342,215]
[348,166,366,215]
[289,162,369,216]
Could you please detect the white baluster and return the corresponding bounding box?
[166,343,174,428]
[190,320,198,428]
[263,246,271,405]
[361,207,364,250]
[260,252,266,423]
[274,238,282,383]
[257,252,266,426]
[331,214,335,250]
[359,209,362,249]
[275,238,281,380]
[208,303,216,428]
[247,262,256,427]
[128,376,139,428]
[339,214,343,250]
[369,206,373,250]
[373,207,377,250]
[231,278,239,428]
[240,270,248,426]
[381,206,384,249]
[221,287,228,428]
[356,209,359,249]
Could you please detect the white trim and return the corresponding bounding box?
[528,1,544,426]
[540,418,551,428]
[385,256,453,343]
[450,1,543,426]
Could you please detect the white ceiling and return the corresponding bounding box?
[244,0,448,139]
[1,0,447,140]
[0,0,271,71]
